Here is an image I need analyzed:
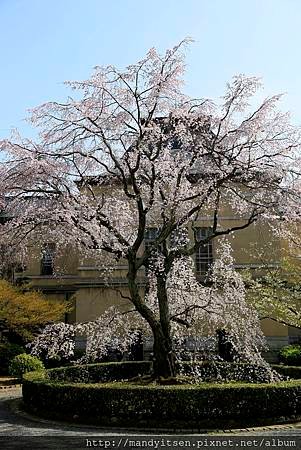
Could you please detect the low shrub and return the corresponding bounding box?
[0,341,25,375]
[179,361,277,383]
[279,345,301,366]
[272,364,301,379]
[22,367,301,428]
[47,360,278,384]
[9,353,45,378]
[46,361,301,384]
[48,360,152,383]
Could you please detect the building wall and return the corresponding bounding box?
[75,286,132,322]
[15,215,301,355]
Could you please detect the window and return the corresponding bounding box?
[195,227,213,276]
[0,213,10,225]
[40,243,55,276]
[144,228,159,252]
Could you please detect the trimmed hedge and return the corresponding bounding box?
[43,361,301,385]
[22,362,301,428]
[48,361,152,383]
[272,364,301,379]
[179,361,278,383]
[46,360,295,384]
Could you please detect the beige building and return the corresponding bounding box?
[12,212,301,361]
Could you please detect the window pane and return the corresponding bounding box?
[41,243,55,276]
[195,227,213,275]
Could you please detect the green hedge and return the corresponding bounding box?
[179,361,278,383]
[46,360,286,384]
[45,361,301,385]
[48,361,152,383]
[272,364,301,379]
[22,362,301,428]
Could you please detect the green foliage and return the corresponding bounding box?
[46,360,276,384]
[243,258,301,329]
[0,280,72,342]
[48,361,152,383]
[0,341,25,375]
[9,353,45,378]
[272,364,301,378]
[279,345,301,366]
[41,348,87,369]
[24,360,301,385]
[22,365,301,428]
[179,361,278,383]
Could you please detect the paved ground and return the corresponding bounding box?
[0,387,301,449]
[0,387,132,436]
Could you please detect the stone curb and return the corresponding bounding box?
[0,384,21,390]
[4,396,301,435]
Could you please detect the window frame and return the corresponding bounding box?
[194,227,213,276]
[40,243,56,276]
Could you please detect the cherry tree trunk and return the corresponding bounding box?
[152,323,176,378]
[127,260,176,378]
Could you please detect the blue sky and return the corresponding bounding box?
[0,0,300,138]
